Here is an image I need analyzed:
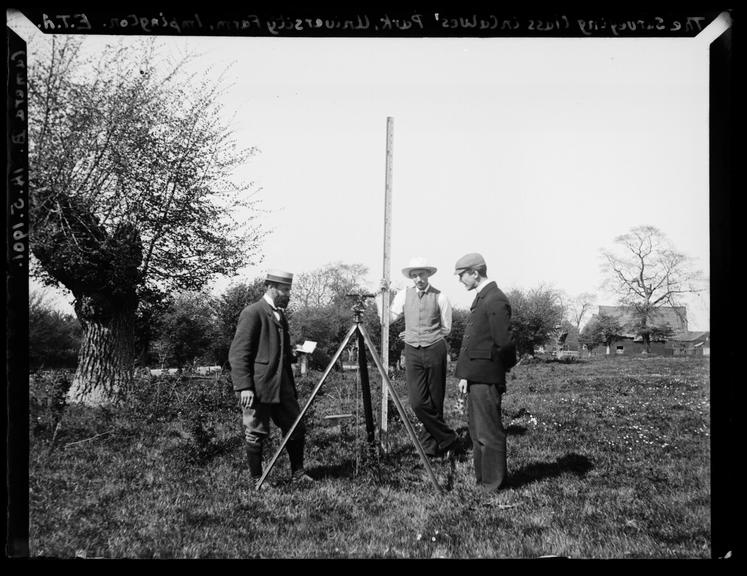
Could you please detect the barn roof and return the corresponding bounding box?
[597,305,689,334]
[670,331,710,342]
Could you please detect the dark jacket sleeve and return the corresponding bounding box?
[488,299,517,371]
[228,306,260,392]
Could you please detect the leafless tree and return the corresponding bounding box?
[600,225,705,351]
[290,262,369,311]
[567,292,597,334]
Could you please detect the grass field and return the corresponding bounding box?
[28,355,711,558]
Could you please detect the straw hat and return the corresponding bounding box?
[265,269,293,285]
[401,256,437,279]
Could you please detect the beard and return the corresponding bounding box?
[276,294,290,308]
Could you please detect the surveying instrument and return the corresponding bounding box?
[255,292,442,492]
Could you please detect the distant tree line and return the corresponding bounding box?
[31,270,585,372]
[32,263,397,373]
[31,224,705,372]
[29,291,82,371]
[31,270,593,373]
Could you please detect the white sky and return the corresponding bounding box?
[11,11,720,330]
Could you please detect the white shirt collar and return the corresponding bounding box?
[263,293,277,309]
[475,278,492,294]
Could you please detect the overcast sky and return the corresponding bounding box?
[11,10,723,331]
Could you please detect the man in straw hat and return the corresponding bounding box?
[453,253,517,491]
[382,257,459,458]
[229,269,314,487]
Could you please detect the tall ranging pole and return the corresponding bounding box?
[380,116,394,450]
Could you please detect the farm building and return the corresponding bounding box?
[665,331,710,357]
[588,305,691,356]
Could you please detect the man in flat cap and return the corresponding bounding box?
[383,257,459,458]
[229,269,314,487]
[454,253,517,491]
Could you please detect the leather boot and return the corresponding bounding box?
[286,436,305,474]
[245,443,263,479]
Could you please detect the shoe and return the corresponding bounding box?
[441,437,462,460]
[291,470,315,484]
[422,442,439,459]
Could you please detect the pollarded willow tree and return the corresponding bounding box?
[28,36,265,404]
[601,225,705,351]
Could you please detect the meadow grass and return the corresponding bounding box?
[28,356,710,558]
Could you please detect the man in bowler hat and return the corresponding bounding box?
[454,253,517,490]
[384,256,459,458]
[229,269,314,487]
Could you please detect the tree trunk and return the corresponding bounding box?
[67,295,137,406]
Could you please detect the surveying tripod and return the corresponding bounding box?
[256,293,442,492]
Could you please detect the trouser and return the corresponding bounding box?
[467,382,507,491]
[241,370,305,478]
[404,339,457,455]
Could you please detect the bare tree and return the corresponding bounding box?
[287,262,376,364]
[290,262,369,311]
[28,37,265,403]
[601,225,704,351]
[567,292,597,334]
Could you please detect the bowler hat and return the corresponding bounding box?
[454,253,486,274]
[402,256,437,279]
[265,269,293,285]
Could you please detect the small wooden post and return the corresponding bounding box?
[380,116,394,450]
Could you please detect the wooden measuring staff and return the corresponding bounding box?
[255,295,442,493]
[380,116,394,450]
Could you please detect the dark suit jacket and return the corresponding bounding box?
[228,298,295,403]
[455,281,517,389]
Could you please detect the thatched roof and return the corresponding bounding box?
[669,331,710,343]
[594,305,688,339]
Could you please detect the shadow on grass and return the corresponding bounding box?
[508,453,593,488]
[166,435,244,467]
[310,458,358,480]
[506,424,528,436]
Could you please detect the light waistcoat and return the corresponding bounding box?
[403,286,443,347]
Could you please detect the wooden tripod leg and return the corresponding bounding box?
[255,324,358,490]
[357,329,376,449]
[357,324,443,493]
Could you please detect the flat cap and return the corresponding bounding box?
[454,253,486,274]
[265,269,293,285]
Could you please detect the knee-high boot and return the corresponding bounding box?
[245,443,263,479]
[286,436,305,473]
